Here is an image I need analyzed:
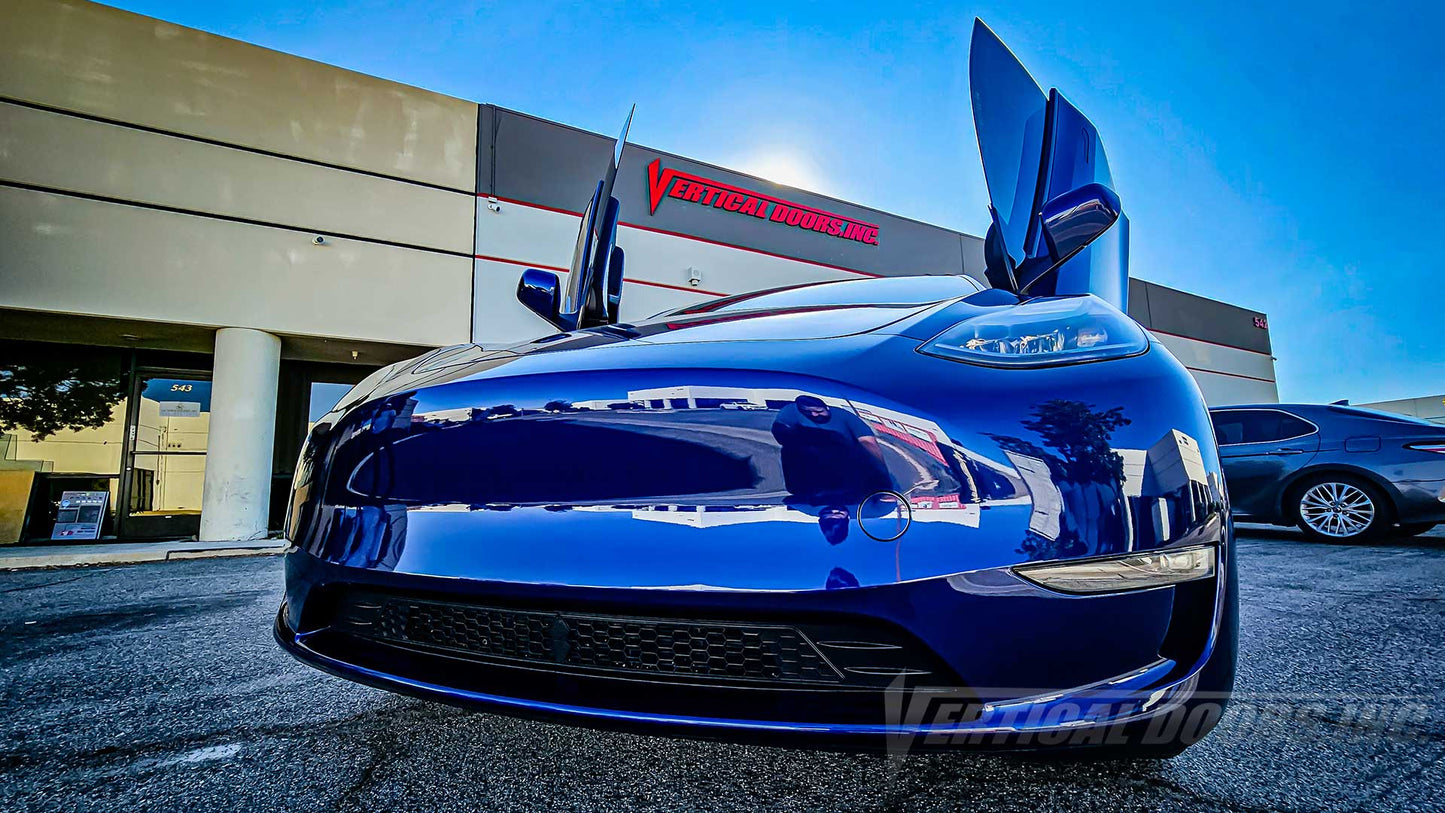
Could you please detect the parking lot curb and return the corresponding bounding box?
[0,541,288,571]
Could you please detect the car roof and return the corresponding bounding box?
[1210,403,1313,411]
[1208,403,1442,429]
[1211,403,1388,414]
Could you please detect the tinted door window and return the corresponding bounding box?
[1211,410,1314,445]
[1212,410,1319,519]
[970,23,1049,268]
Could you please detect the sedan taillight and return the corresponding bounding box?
[1405,441,1445,454]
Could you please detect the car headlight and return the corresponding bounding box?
[1013,545,1216,594]
[918,294,1148,367]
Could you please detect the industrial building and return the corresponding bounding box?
[0,0,1279,545]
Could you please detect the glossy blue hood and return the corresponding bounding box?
[290,288,1223,592]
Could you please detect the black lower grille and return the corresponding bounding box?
[333,591,842,684]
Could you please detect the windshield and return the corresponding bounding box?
[657,275,983,318]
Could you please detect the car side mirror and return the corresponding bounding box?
[517,269,564,329]
[1040,183,1120,262]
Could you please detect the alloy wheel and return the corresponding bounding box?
[1298,481,1376,538]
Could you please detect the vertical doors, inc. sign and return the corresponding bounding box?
[646,159,880,246]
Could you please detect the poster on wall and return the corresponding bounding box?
[51,491,108,541]
[159,401,202,418]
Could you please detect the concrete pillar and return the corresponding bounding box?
[199,328,281,542]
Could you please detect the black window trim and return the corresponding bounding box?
[1209,407,1320,447]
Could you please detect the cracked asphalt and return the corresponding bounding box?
[3,527,1443,812]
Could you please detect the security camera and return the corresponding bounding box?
[486,197,502,213]
[313,235,327,245]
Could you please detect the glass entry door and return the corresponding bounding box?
[120,369,212,539]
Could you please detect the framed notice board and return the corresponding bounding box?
[51,491,109,541]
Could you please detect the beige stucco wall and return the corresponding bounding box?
[0,0,477,191]
[0,186,473,347]
[0,0,479,350]
[0,102,474,254]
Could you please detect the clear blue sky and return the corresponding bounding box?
[105,1,1444,405]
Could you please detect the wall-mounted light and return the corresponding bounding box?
[688,267,702,287]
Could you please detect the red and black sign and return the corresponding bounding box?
[646,159,879,246]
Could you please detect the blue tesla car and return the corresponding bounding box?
[276,21,1236,757]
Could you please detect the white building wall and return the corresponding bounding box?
[471,199,871,346]
[1359,395,1445,424]
[1149,332,1278,406]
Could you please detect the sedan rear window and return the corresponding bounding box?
[1210,410,1315,445]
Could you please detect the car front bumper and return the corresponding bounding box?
[275,537,1236,752]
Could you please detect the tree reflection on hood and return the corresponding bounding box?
[989,399,1132,561]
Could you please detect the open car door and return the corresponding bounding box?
[517,106,635,331]
[970,20,1129,309]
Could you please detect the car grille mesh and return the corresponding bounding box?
[335,592,843,684]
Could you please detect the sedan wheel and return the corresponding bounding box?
[1295,479,1382,541]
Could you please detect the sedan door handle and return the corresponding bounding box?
[1266,448,1304,455]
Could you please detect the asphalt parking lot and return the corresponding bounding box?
[3,528,1443,813]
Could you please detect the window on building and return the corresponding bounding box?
[0,341,130,542]
[126,373,212,519]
